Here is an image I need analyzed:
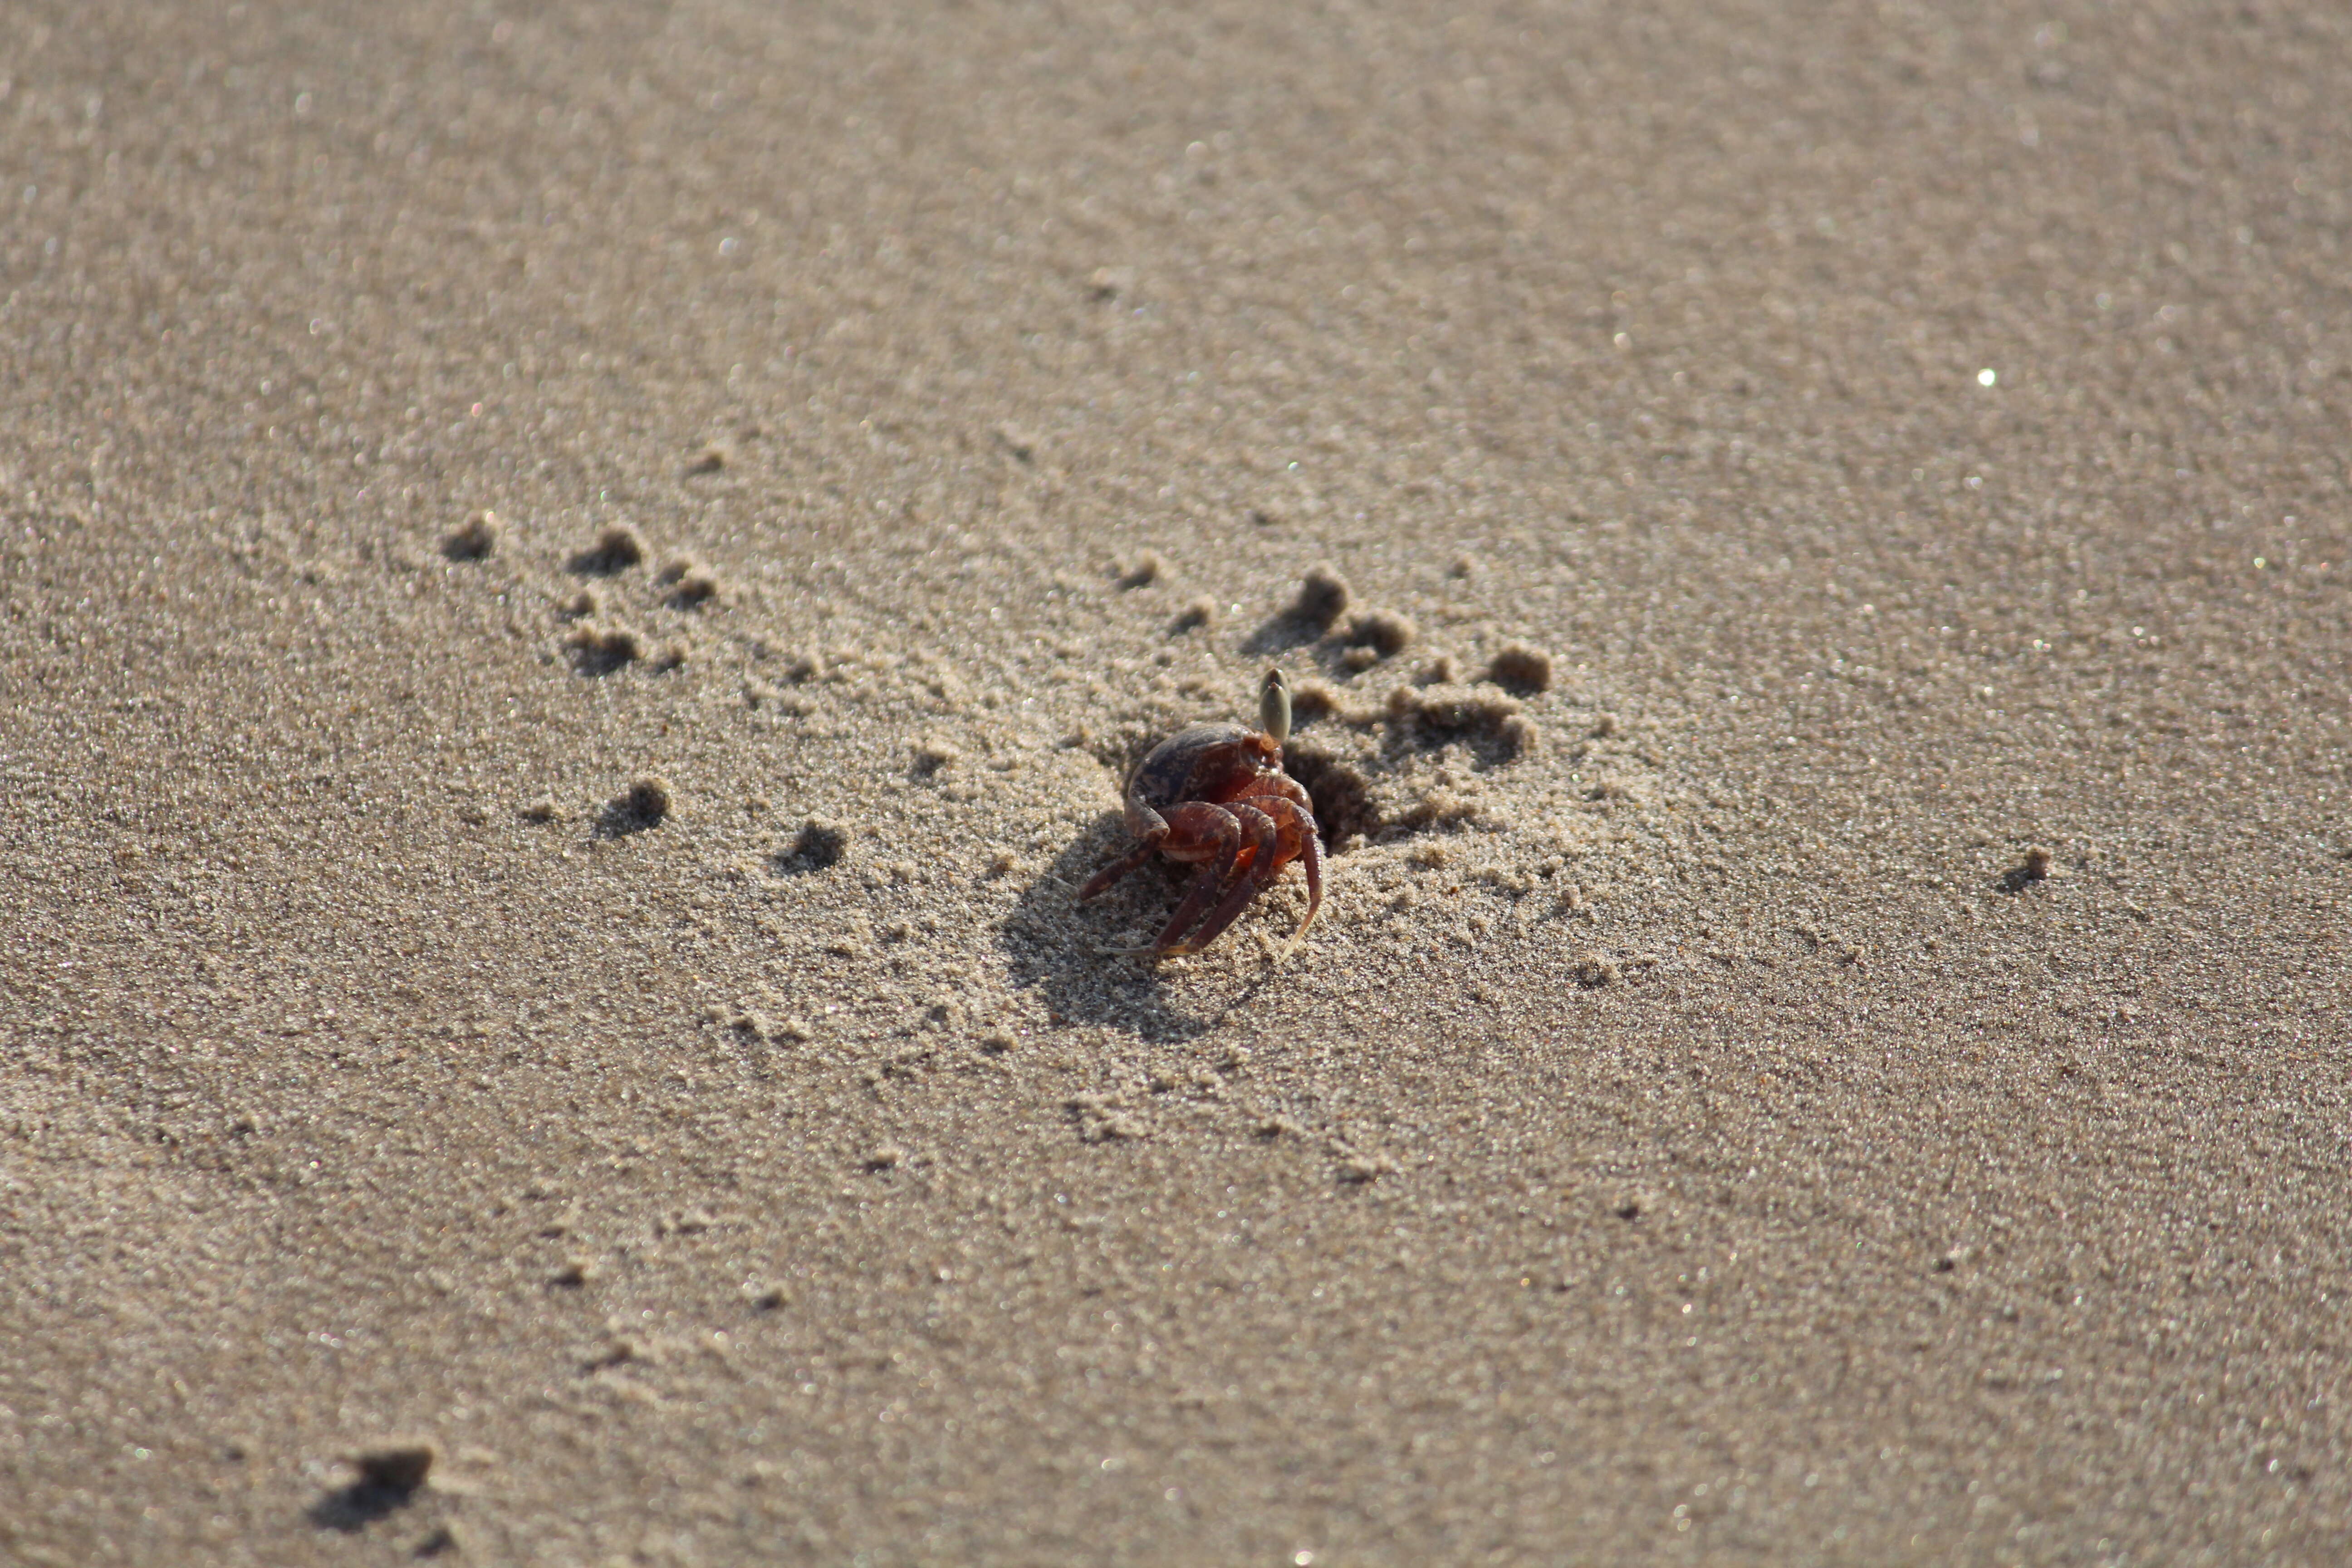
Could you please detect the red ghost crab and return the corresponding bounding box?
[1079,668,1324,957]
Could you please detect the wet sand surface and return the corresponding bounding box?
[4,1,2348,1562]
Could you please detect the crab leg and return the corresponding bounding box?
[1159,803,1284,956]
[1259,795,1323,944]
[1143,803,1256,952]
[1232,772,1323,946]
[1078,836,1160,902]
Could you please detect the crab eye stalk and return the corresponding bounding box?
[1259,667,1293,747]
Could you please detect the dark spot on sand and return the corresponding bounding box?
[1243,567,1352,654]
[1998,846,2053,893]
[774,818,845,876]
[441,511,500,561]
[1343,608,1416,659]
[1572,953,1622,988]
[658,556,723,608]
[569,523,647,576]
[1485,642,1554,695]
[566,622,643,676]
[1386,685,1537,764]
[1291,567,1350,628]
[308,1442,434,1533]
[549,1258,598,1288]
[1282,743,1379,851]
[598,775,672,835]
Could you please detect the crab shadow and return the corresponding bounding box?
[997,809,1285,1043]
[306,1479,419,1534]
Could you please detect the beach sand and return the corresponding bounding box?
[4,1,2347,1561]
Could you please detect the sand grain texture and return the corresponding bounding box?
[3,1,2348,1563]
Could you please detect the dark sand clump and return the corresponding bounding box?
[441,510,500,561]
[1289,567,1351,629]
[571,523,648,575]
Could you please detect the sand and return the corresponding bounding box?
[4,0,2347,1562]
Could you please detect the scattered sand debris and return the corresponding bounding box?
[1119,552,1164,589]
[1287,677,1343,726]
[441,510,500,561]
[350,1443,436,1495]
[1068,1092,1146,1143]
[1271,673,1547,850]
[1336,1152,1400,1184]
[1999,846,2055,893]
[624,775,673,821]
[1387,684,1535,760]
[1171,597,1217,633]
[1486,642,1554,695]
[565,622,644,674]
[599,775,672,834]
[571,523,647,575]
[774,819,846,875]
[309,1439,440,1532]
[745,680,813,715]
[1570,952,1622,988]
[659,557,724,608]
[583,1338,644,1371]
[1290,567,1351,629]
[1344,609,1416,659]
